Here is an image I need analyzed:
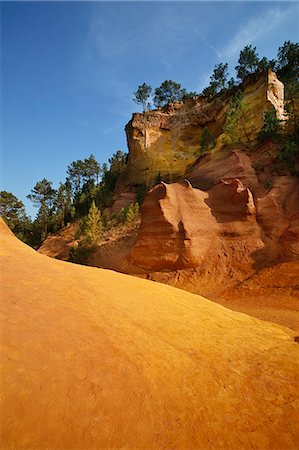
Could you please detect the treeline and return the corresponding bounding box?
[0,150,128,248]
[133,41,299,110]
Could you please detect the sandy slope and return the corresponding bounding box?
[1,219,299,449]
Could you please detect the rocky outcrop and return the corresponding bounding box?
[124,179,264,288]
[185,147,261,193]
[124,181,218,271]
[123,165,299,286]
[122,70,284,189]
[109,192,136,214]
[256,177,299,262]
[38,223,77,260]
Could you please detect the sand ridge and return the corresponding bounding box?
[1,219,299,449]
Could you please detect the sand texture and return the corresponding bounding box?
[1,219,299,449]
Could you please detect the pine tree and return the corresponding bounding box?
[27,178,56,238]
[0,191,32,242]
[55,183,74,228]
[235,45,260,81]
[153,80,185,108]
[223,91,252,145]
[133,83,152,112]
[202,63,229,97]
[199,127,215,154]
[258,109,282,143]
[84,201,103,246]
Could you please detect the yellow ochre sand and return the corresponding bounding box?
[0,219,298,449]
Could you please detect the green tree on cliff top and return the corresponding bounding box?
[202,63,229,97]
[153,80,185,107]
[133,83,152,112]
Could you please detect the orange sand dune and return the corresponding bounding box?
[1,219,299,449]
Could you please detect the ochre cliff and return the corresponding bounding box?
[122,70,284,189]
[123,167,298,274]
[37,70,298,329]
[123,179,264,287]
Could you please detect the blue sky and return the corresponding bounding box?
[1,1,298,217]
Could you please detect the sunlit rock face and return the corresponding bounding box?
[122,70,284,189]
[124,179,264,279]
[256,177,299,262]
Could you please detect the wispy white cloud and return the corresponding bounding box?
[87,3,222,73]
[222,6,294,60]
[193,29,221,59]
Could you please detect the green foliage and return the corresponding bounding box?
[181,90,197,100]
[66,160,84,193]
[153,80,185,108]
[133,83,152,111]
[70,202,103,265]
[264,179,273,190]
[91,150,128,210]
[108,150,127,174]
[135,184,148,205]
[67,154,101,194]
[251,161,264,173]
[83,154,101,184]
[259,56,276,72]
[69,241,96,265]
[73,191,90,218]
[119,203,140,225]
[223,90,252,145]
[83,201,103,246]
[55,182,74,227]
[27,178,56,209]
[199,127,215,154]
[277,41,299,83]
[285,88,299,137]
[0,191,27,224]
[94,185,114,210]
[0,191,32,243]
[202,63,229,97]
[275,140,298,175]
[227,77,236,89]
[27,178,56,238]
[277,42,299,138]
[258,109,282,143]
[235,45,260,81]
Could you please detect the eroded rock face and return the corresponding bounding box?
[257,177,299,262]
[125,181,218,271]
[185,148,261,193]
[124,179,264,284]
[109,192,136,214]
[38,223,77,260]
[124,169,299,289]
[122,71,284,189]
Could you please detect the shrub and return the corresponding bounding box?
[264,179,273,190]
[251,161,264,173]
[119,203,140,225]
[275,140,298,175]
[84,201,103,245]
[69,241,96,265]
[135,184,148,205]
[199,127,215,155]
[258,109,282,143]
